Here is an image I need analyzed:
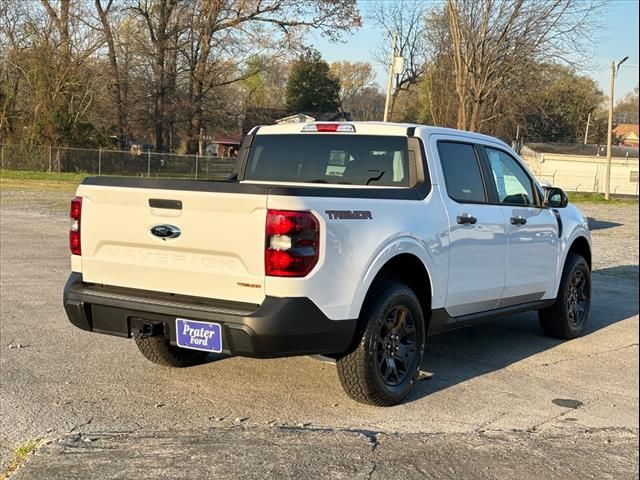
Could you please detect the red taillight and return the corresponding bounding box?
[266,212,303,236]
[315,123,340,132]
[265,209,319,277]
[301,123,356,133]
[70,196,82,255]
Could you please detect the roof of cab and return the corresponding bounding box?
[254,121,510,149]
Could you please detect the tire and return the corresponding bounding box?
[539,254,591,339]
[336,281,426,406]
[134,334,209,367]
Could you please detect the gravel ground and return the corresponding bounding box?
[0,189,73,216]
[1,189,638,479]
[582,202,640,273]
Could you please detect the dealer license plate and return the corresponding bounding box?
[175,318,222,353]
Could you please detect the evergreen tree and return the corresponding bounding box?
[286,50,340,112]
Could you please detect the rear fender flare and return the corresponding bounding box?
[347,235,440,320]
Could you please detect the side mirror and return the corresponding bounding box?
[543,187,568,208]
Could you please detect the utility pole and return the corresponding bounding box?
[198,127,205,157]
[383,32,397,122]
[604,62,615,199]
[583,112,591,145]
[605,56,628,200]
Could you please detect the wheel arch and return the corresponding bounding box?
[567,235,592,271]
[351,244,435,344]
[364,253,432,318]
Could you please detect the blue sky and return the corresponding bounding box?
[310,0,639,99]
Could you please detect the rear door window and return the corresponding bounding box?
[245,134,410,186]
[437,141,487,203]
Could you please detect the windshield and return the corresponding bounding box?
[244,134,411,187]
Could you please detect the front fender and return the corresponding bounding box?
[551,204,592,297]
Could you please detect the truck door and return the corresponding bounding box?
[434,139,509,317]
[481,147,559,306]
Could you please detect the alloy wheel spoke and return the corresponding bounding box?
[395,343,415,360]
[400,321,415,340]
[393,308,407,333]
[376,306,420,387]
[386,357,399,382]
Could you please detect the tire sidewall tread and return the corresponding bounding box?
[135,334,209,367]
[539,253,591,339]
[337,281,426,406]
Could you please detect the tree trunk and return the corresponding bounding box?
[154,39,165,151]
[95,0,128,149]
[134,0,178,152]
[165,39,177,151]
[186,3,221,154]
[469,98,482,132]
[189,78,204,154]
[447,0,468,130]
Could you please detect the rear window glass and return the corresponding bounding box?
[438,142,487,203]
[245,134,411,186]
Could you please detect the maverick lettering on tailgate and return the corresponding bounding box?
[325,210,373,220]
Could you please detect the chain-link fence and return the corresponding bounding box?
[0,144,236,180]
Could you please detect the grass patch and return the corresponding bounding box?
[568,192,638,205]
[0,170,84,192]
[0,439,44,480]
[0,169,86,182]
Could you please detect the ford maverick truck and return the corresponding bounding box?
[64,122,592,406]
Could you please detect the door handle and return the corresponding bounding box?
[510,216,527,226]
[457,215,477,225]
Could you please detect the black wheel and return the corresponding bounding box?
[539,254,591,339]
[336,281,425,406]
[134,334,209,367]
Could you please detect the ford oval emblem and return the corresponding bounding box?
[150,224,181,240]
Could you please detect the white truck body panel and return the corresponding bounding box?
[264,191,450,320]
[76,185,267,305]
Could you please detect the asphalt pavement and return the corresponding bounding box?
[0,200,638,479]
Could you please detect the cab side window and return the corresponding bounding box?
[485,148,536,206]
[438,142,487,203]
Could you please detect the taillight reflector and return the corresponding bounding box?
[265,209,319,277]
[70,196,82,255]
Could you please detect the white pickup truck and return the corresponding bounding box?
[64,122,592,406]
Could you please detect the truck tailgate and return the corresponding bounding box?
[76,182,267,305]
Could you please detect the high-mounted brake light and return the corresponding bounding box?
[265,209,319,277]
[301,123,356,133]
[69,196,82,255]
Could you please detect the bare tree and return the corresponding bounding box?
[369,0,429,120]
[179,0,361,152]
[129,0,181,151]
[349,87,385,121]
[124,0,360,152]
[95,0,130,149]
[2,0,361,151]
[330,61,377,113]
[445,0,605,132]
[1,0,102,146]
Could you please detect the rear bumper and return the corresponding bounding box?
[63,273,356,358]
